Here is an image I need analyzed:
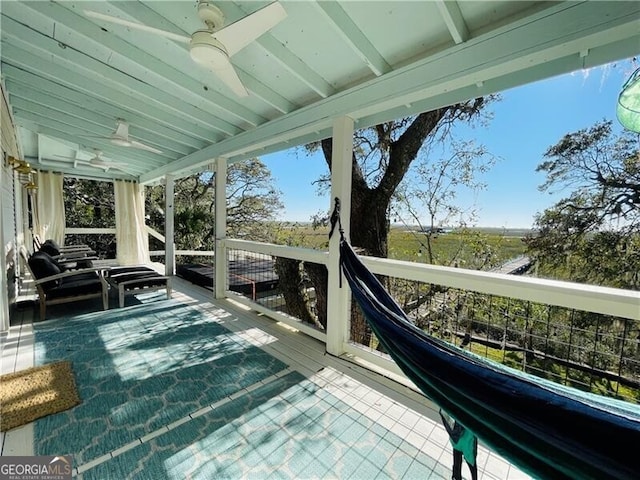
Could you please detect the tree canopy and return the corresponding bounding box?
[315,98,492,258]
[392,139,498,268]
[63,158,282,260]
[63,177,117,257]
[281,98,500,342]
[146,158,283,258]
[525,120,640,289]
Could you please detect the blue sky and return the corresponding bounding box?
[261,59,637,228]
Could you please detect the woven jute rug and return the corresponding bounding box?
[0,361,81,431]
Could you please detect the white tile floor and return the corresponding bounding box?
[1,277,534,479]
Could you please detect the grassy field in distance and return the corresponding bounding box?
[388,227,528,266]
[276,223,530,268]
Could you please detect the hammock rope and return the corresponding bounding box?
[329,198,640,480]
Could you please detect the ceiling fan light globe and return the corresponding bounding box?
[190,32,228,66]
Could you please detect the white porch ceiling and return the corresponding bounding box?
[1,1,639,183]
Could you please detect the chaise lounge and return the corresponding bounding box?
[20,247,109,320]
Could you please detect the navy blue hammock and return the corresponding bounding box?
[338,234,640,479]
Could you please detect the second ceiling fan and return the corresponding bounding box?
[81,119,162,154]
[85,1,287,97]
[54,150,128,172]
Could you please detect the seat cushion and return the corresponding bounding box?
[47,272,102,299]
[28,252,62,291]
[107,266,156,277]
[107,270,166,290]
[39,241,60,257]
[75,259,94,268]
[121,275,167,290]
[43,239,61,252]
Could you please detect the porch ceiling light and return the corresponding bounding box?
[617,67,640,133]
[13,161,34,174]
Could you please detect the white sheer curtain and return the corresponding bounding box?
[114,180,149,265]
[34,171,65,245]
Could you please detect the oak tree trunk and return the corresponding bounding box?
[276,100,487,348]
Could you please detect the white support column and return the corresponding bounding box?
[164,174,175,276]
[16,184,26,276]
[326,115,354,357]
[0,159,9,332]
[214,158,227,299]
[22,180,29,251]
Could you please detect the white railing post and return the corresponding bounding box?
[164,174,175,276]
[326,115,354,356]
[214,158,227,299]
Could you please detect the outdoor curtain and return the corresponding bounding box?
[114,180,149,265]
[34,171,65,245]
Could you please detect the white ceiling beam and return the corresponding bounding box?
[355,31,637,129]
[233,67,297,114]
[1,62,219,145]
[315,2,391,77]
[257,37,335,99]
[140,1,640,184]
[353,24,640,127]
[0,40,236,140]
[4,74,206,151]
[32,131,140,179]
[19,124,147,177]
[1,17,241,136]
[12,107,166,167]
[7,83,194,158]
[103,1,295,116]
[436,0,469,44]
[29,156,137,181]
[216,1,334,99]
[16,1,273,126]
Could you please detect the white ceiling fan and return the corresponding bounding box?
[54,150,128,172]
[80,119,162,154]
[85,1,287,98]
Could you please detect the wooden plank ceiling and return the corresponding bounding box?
[1,1,638,183]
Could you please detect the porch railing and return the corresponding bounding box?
[95,227,639,403]
[224,239,328,343]
[222,239,640,404]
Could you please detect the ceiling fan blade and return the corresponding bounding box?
[53,154,79,161]
[93,162,128,170]
[78,134,110,140]
[51,158,106,172]
[129,140,163,154]
[214,2,286,56]
[209,58,249,97]
[71,158,106,166]
[84,10,192,44]
[90,157,126,166]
